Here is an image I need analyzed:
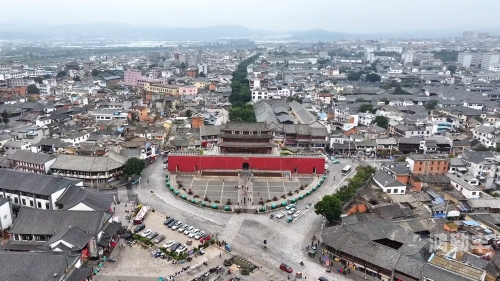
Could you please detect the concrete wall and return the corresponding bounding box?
[168,155,325,174]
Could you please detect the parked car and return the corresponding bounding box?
[276,211,286,219]
[184,226,194,235]
[146,231,158,240]
[170,242,181,252]
[200,234,211,243]
[287,209,295,215]
[270,214,274,219]
[280,263,293,273]
[176,244,188,254]
[164,218,174,225]
[154,235,165,244]
[188,229,199,238]
[171,222,183,230]
[141,229,153,237]
[163,240,175,248]
[332,159,340,164]
[293,211,301,218]
[194,231,205,239]
[178,225,188,233]
[133,224,145,233]
[167,220,177,228]
[285,204,296,210]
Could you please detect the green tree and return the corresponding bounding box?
[372,116,389,129]
[198,72,206,77]
[73,76,81,82]
[474,116,483,123]
[447,65,457,75]
[475,144,490,151]
[1,109,10,124]
[365,73,381,83]
[185,109,193,117]
[229,104,256,122]
[34,76,44,84]
[122,157,146,178]
[56,71,67,78]
[91,69,100,77]
[347,71,361,81]
[27,84,40,94]
[432,50,459,62]
[359,103,376,114]
[180,62,186,70]
[287,96,303,104]
[314,195,343,223]
[425,99,440,110]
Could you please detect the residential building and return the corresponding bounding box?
[373,170,407,194]
[7,150,57,174]
[124,69,142,87]
[480,52,500,70]
[144,82,179,95]
[0,198,13,230]
[446,173,481,199]
[251,88,269,101]
[0,169,82,210]
[193,77,208,89]
[89,109,128,121]
[471,125,497,147]
[406,154,450,175]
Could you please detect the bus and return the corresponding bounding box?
[341,165,352,176]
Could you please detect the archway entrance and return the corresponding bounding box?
[242,162,250,170]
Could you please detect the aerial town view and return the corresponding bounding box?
[2,0,500,280]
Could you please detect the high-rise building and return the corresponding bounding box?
[457,52,480,68]
[124,69,142,87]
[480,52,500,70]
[462,31,479,39]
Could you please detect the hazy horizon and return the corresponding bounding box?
[2,0,500,34]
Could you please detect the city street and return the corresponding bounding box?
[112,157,368,280]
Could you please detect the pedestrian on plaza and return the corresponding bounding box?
[220,252,222,258]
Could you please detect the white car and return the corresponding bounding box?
[194,231,205,239]
[141,229,153,237]
[176,244,188,254]
[178,225,188,232]
[293,211,301,218]
[184,226,194,235]
[287,209,296,215]
[171,222,183,230]
[188,229,199,238]
[276,211,285,219]
[163,240,175,248]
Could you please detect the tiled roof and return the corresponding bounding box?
[0,169,78,196]
[51,152,127,172]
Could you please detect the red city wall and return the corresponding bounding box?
[168,155,325,174]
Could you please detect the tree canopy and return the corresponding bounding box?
[56,71,67,78]
[314,195,343,223]
[365,73,381,82]
[447,65,457,75]
[432,50,459,62]
[347,71,362,81]
[122,157,146,178]
[372,116,389,129]
[315,165,376,223]
[229,54,260,122]
[185,109,193,117]
[425,99,440,110]
[359,103,377,114]
[27,84,40,94]
[91,69,100,77]
[34,77,44,84]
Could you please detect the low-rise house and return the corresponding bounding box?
[50,152,128,186]
[446,173,481,199]
[0,198,13,230]
[373,170,407,194]
[0,169,82,211]
[2,140,32,150]
[472,125,496,147]
[7,150,57,174]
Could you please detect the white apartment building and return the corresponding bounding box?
[471,125,496,147]
[251,89,269,101]
[89,109,128,121]
[489,63,500,72]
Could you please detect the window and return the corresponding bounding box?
[239,131,243,134]
[21,199,26,205]
[37,202,42,208]
[231,131,235,134]
[249,131,253,135]
[46,203,50,209]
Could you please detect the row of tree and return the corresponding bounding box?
[229,54,260,122]
[347,71,381,82]
[314,165,377,223]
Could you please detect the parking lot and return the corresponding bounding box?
[251,178,314,203]
[177,176,240,204]
[99,210,215,278]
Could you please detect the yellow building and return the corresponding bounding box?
[193,78,209,89]
[144,82,179,95]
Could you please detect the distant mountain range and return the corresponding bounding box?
[0,22,475,41]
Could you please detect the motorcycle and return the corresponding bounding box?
[300,261,304,266]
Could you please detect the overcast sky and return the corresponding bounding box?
[2,0,499,33]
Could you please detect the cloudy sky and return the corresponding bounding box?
[2,0,499,33]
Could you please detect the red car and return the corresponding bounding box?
[279,263,293,273]
[200,234,211,243]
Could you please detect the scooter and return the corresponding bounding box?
[300,261,304,266]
